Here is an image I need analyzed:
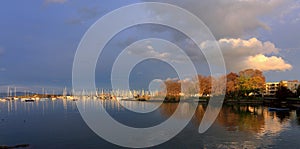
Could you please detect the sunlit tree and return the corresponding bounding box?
[197,75,212,96]
[237,69,265,97]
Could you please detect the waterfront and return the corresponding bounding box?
[1,99,300,148]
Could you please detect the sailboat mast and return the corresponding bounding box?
[14,87,16,97]
[7,86,10,97]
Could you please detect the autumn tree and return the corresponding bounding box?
[197,75,212,96]
[237,69,265,97]
[163,69,266,100]
[164,79,181,102]
[164,79,181,96]
[226,72,239,98]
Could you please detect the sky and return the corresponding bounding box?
[0,0,300,92]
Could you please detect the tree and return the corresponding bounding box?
[276,85,293,100]
[163,79,182,101]
[297,85,300,97]
[180,79,198,96]
[197,75,212,96]
[226,72,239,98]
[164,79,181,96]
[237,69,265,98]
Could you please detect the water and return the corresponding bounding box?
[1,99,300,148]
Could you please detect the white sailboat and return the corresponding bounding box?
[13,87,19,100]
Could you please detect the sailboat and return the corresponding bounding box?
[40,88,49,101]
[5,86,13,101]
[13,87,19,100]
[21,90,35,102]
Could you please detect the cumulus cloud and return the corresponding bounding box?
[125,37,291,72]
[45,0,67,4]
[201,38,292,72]
[247,54,292,71]
[216,38,280,60]
[143,0,291,39]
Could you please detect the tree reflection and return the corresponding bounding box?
[159,103,178,118]
[215,105,265,133]
[159,103,266,133]
[191,104,265,133]
[296,108,300,125]
[272,111,290,123]
[192,104,206,126]
[149,102,294,136]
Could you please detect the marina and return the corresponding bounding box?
[0,87,159,103]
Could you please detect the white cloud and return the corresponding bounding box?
[45,0,67,4]
[217,38,279,58]
[246,54,292,71]
[126,38,291,72]
[201,38,292,72]
[125,0,296,73]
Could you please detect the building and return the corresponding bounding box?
[265,82,280,96]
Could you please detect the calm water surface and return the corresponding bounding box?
[1,99,300,149]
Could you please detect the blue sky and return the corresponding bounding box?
[0,0,300,92]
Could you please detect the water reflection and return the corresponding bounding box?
[0,100,300,148]
[158,102,300,148]
[0,99,77,115]
[296,108,300,125]
[159,104,268,133]
[216,105,265,133]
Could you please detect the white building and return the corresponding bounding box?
[265,82,280,96]
[264,80,300,96]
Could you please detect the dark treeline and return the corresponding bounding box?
[275,84,300,100]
